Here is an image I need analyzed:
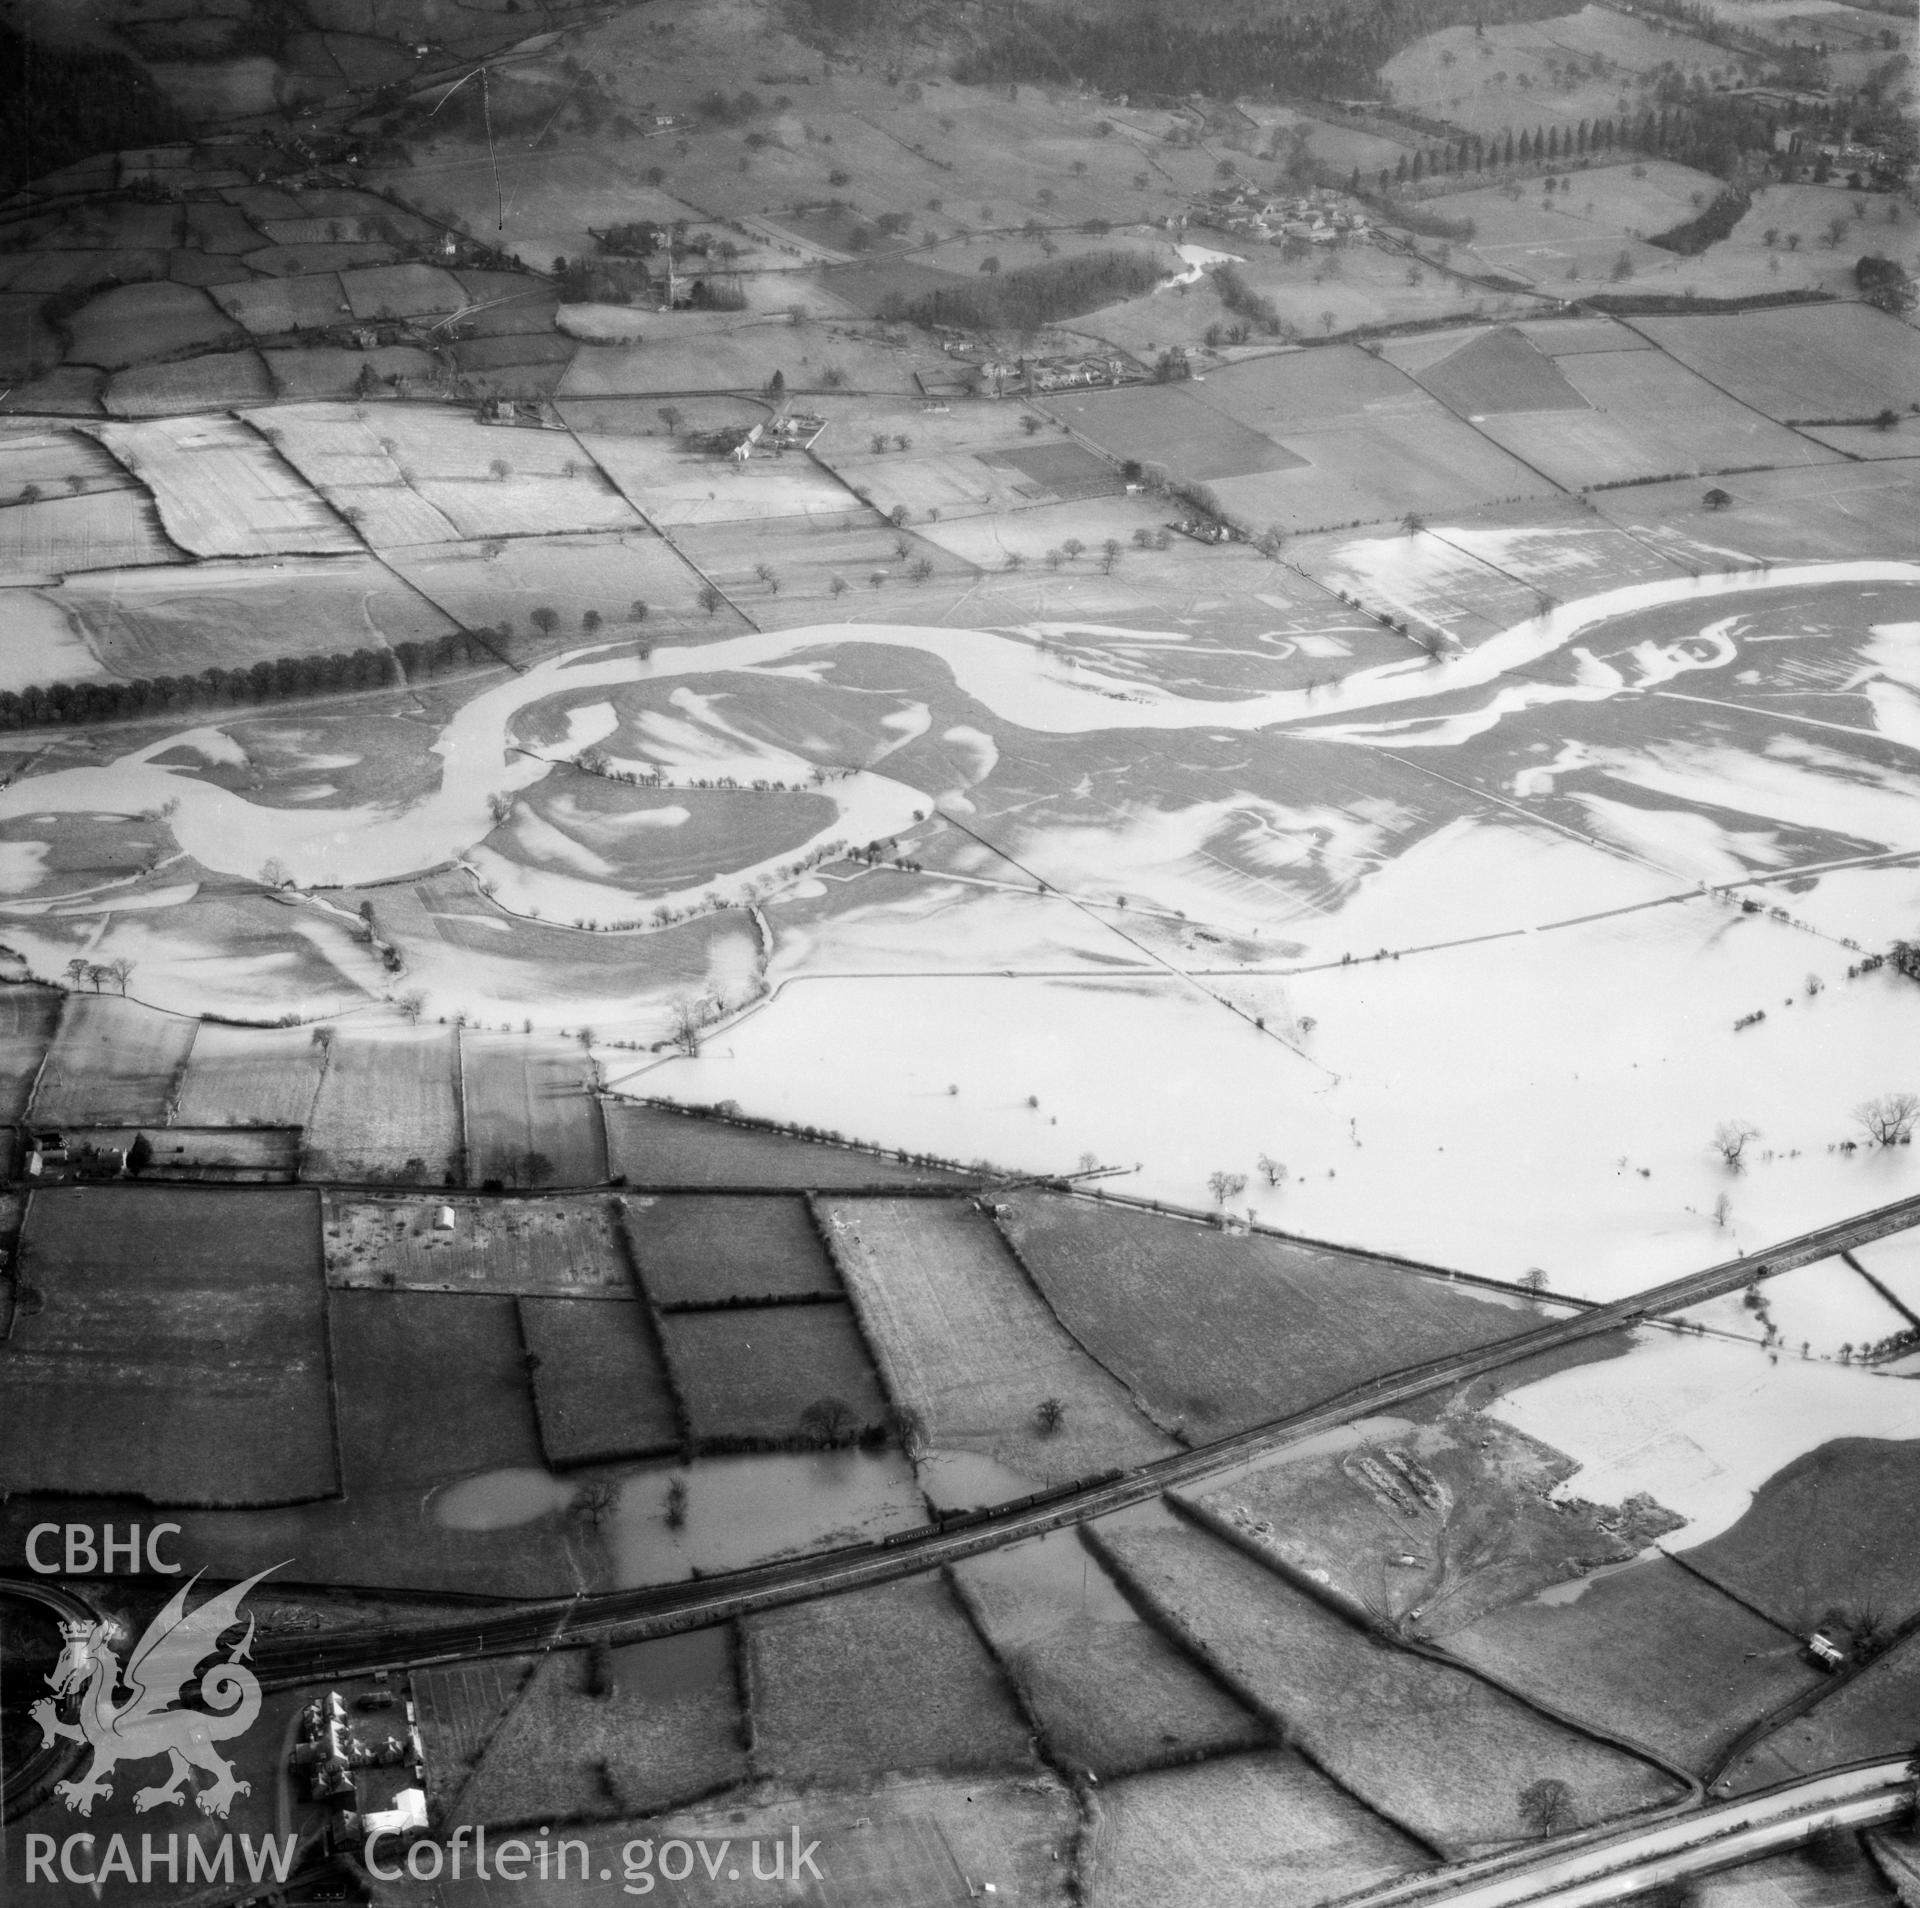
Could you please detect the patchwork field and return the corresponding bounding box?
[953,1528,1272,1778]
[60,553,455,673]
[622,1192,842,1303]
[1473,344,1839,489]
[1091,1505,1683,1857]
[328,1288,543,1493]
[519,1294,682,1465]
[0,486,181,574]
[30,993,197,1126]
[745,1572,1036,1785]
[1448,1555,1823,1771]
[1686,1436,1920,1634]
[63,279,244,368]
[0,1185,333,1503]
[658,1301,888,1447]
[816,1195,1177,1498]
[324,1194,627,1296]
[603,1102,964,1190]
[1634,306,1920,426]
[93,414,358,558]
[301,1022,463,1182]
[451,1630,748,1828]
[0,986,61,1118]
[460,1028,606,1187]
[998,1194,1533,1442]
[1088,1750,1428,1908]
[382,533,703,642]
[104,352,277,418]
[173,1019,327,1125]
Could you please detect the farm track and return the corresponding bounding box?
[233,1188,1920,1689]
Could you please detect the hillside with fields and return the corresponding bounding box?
[1,0,1918,1903]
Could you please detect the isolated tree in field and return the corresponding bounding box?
[1004,551,1026,572]
[754,561,780,593]
[1061,537,1086,562]
[1823,215,1851,250]
[1102,538,1123,573]
[1702,487,1732,511]
[629,599,650,623]
[1257,1155,1287,1188]
[488,458,510,482]
[908,556,935,583]
[571,1477,618,1528]
[890,1403,929,1458]
[1020,413,1043,436]
[396,991,426,1023]
[1521,1268,1548,1296]
[63,956,87,990]
[657,405,683,436]
[260,856,290,888]
[1046,545,1065,570]
[581,608,603,634]
[697,583,724,616]
[1035,1396,1066,1434]
[1873,409,1902,433]
[669,994,704,1054]
[663,1475,688,1527]
[1519,1778,1575,1836]
[870,432,890,455]
[801,1396,858,1445]
[530,606,560,638]
[1208,1169,1248,1206]
[829,573,849,598]
[487,791,513,825]
[980,254,1002,275]
[1319,309,1337,335]
[1713,1119,1760,1169]
[1854,1092,1920,1146]
[1609,250,1634,281]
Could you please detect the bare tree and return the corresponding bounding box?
[1035,1396,1066,1434]
[697,583,724,615]
[1207,1169,1248,1206]
[889,1403,929,1458]
[63,956,87,990]
[657,405,683,436]
[1518,1777,1576,1836]
[1257,1154,1287,1188]
[1855,1092,1920,1146]
[104,957,133,996]
[396,990,426,1022]
[668,995,704,1055]
[1713,1119,1760,1169]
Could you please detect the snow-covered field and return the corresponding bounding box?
[1487,1330,1920,1549]
[2,556,1916,1308]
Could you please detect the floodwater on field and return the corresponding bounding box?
[603,1446,926,1588]
[429,1448,927,1587]
[429,1467,575,1531]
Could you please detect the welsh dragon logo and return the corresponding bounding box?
[30,1565,278,1819]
